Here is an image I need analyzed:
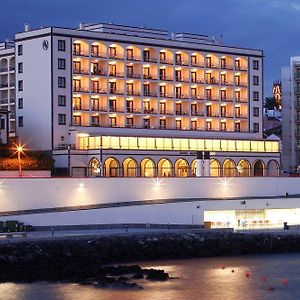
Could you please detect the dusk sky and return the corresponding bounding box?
[1,0,300,96]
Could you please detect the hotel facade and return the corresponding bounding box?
[0,23,280,177]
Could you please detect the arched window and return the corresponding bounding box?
[104,157,120,177]
[141,158,156,177]
[267,160,280,176]
[174,159,189,177]
[88,157,101,177]
[223,159,236,177]
[210,159,221,177]
[158,158,173,177]
[123,158,138,177]
[237,159,251,176]
[253,160,264,176]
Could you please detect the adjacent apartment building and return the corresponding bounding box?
[0,23,280,177]
[282,57,300,171]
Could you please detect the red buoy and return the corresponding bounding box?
[281,279,289,286]
[245,271,251,278]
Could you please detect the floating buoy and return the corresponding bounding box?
[231,269,235,273]
[221,266,225,270]
[245,271,251,278]
[281,279,289,286]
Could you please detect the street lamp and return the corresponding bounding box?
[16,145,23,177]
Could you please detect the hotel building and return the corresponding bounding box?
[1,23,280,177]
[282,57,300,171]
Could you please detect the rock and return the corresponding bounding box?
[145,269,169,281]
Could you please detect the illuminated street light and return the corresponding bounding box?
[16,145,24,177]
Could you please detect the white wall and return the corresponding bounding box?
[0,177,299,226]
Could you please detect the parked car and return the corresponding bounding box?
[289,170,300,177]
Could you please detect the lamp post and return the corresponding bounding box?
[16,145,23,177]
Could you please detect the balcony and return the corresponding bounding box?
[206,63,219,69]
[73,86,89,93]
[91,51,107,58]
[175,94,189,99]
[235,66,247,71]
[144,108,157,114]
[295,88,300,94]
[221,64,234,70]
[191,111,204,116]
[0,98,8,104]
[159,93,173,99]
[127,72,141,79]
[127,55,141,62]
[235,81,247,87]
[191,62,204,68]
[73,69,89,75]
[109,106,125,113]
[175,60,188,66]
[73,50,89,57]
[221,81,234,86]
[109,72,124,78]
[159,76,173,81]
[0,68,8,73]
[236,98,248,103]
[109,54,124,60]
[9,82,15,87]
[109,89,124,95]
[295,101,300,109]
[143,56,157,63]
[73,105,89,111]
[175,110,189,115]
[127,90,141,96]
[0,82,8,88]
[191,78,203,84]
[175,77,189,83]
[206,78,218,85]
[143,91,157,97]
[221,98,234,102]
[91,69,106,76]
[91,88,106,94]
[143,74,157,80]
[191,95,204,100]
[160,58,173,65]
[160,109,174,115]
[126,107,141,113]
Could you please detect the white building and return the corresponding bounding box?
[282,57,300,171]
[1,23,280,177]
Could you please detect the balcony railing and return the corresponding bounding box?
[0,83,8,88]
[127,72,141,79]
[175,94,189,99]
[175,60,188,66]
[109,89,124,95]
[221,64,234,70]
[235,66,247,71]
[0,98,8,104]
[109,72,124,78]
[143,91,157,97]
[10,82,15,87]
[191,62,204,68]
[235,82,248,87]
[127,55,141,62]
[109,106,126,113]
[92,106,107,112]
[191,78,203,84]
[206,63,218,69]
[159,93,173,98]
[160,109,174,115]
[206,78,218,84]
[73,50,89,57]
[175,110,189,115]
[143,56,158,63]
[191,111,204,116]
[175,77,189,83]
[73,105,89,111]
[73,69,89,75]
[191,95,204,100]
[91,52,107,58]
[159,76,173,81]
[160,58,173,65]
[126,107,141,113]
[143,74,157,80]
[126,90,141,96]
[109,54,124,60]
[73,87,89,93]
[91,69,106,76]
[91,88,106,94]
[144,108,157,114]
[0,68,8,73]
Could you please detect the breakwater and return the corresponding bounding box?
[0,231,299,287]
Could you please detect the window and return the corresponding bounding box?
[0,119,5,129]
[18,62,23,74]
[253,91,259,101]
[253,60,259,70]
[18,80,23,91]
[17,44,23,56]
[58,95,66,106]
[18,116,23,127]
[18,98,23,109]
[58,40,66,51]
[58,77,66,88]
[58,114,66,125]
[253,123,259,133]
[58,58,66,70]
[253,76,259,86]
[253,107,259,117]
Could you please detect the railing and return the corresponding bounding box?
[175,110,189,115]
[126,55,141,61]
[191,95,204,100]
[126,90,141,96]
[221,81,234,85]
[175,77,189,83]
[175,60,188,66]
[160,58,173,65]
[191,111,204,116]
[91,52,107,58]
[159,76,173,81]
[91,69,106,76]
[73,50,89,57]
[160,109,174,115]
[109,89,124,95]
[221,98,234,102]
[143,91,157,97]
[159,93,173,98]
[144,108,157,114]
[109,72,124,78]
[127,73,141,79]
[91,88,106,94]
[0,98,8,104]
[9,82,15,87]
[235,66,247,71]
[191,79,203,84]
[191,62,204,68]
[0,68,8,73]
[9,113,15,119]
[236,98,248,103]
[126,107,141,113]
[206,79,218,84]
[109,106,126,113]
[143,74,157,80]
[143,56,158,63]
[73,87,89,93]
[73,106,89,111]
[0,83,8,88]
[109,54,124,60]
[175,94,189,99]
[92,106,107,112]
[221,64,234,70]
[235,82,248,87]
[206,63,218,69]
[73,69,89,75]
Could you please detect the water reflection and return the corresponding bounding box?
[0,253,299,300]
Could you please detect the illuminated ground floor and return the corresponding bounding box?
[204,209,300,230]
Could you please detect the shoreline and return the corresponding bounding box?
[0,230,300,287]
